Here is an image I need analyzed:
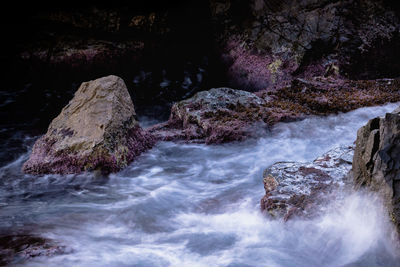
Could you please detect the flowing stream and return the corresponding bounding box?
[1,103,400,266]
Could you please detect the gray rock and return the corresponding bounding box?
[261,145,354,220]
[149,87,269,144]
[352,107,400,232]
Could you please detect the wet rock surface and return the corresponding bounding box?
[0,234,66,265]
[22,75,155,174]
[149,77,400,144]
[260,77,400,123]
[352,106,400,232]
[261,145,354,220]
[149,87,268,144]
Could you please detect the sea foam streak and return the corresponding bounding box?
[1,103,399,266]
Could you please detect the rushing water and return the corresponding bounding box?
[1,103,400,266]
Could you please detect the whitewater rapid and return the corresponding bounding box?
[1,103,400,266]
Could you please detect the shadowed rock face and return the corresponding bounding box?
[352,107,400,232]
[22,75,155,174]
[261,146,354,220]
[215,0,400,91]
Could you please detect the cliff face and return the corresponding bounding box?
[352,107,400,233]
[212,0,400,91]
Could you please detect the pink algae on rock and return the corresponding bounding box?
[23,75,155,175]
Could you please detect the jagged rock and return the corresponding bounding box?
[352,107,400,232]
[261,146,354,220]
[22,75,155,174]
[149,87,269,144]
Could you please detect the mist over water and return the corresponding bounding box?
[1,103,400,266]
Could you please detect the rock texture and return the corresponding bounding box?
[261,146,354,220]
[149,88,268,144]
[352,107,400,232]
[22,75,155,174]
[260,77,400,123]
[215,0,400,91]
[149,78,400,144]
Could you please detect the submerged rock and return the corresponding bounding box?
[260,146,354,220]
[0,234,66,265]
[22,75,155,174]
[352,106,400,232]
[149,87,269,144]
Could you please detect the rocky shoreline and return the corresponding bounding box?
[149,77,400,144]
[9,1,400,262]
[23,74,400,173]
[21,73,400,235]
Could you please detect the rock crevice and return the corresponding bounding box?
[352,107,400,232]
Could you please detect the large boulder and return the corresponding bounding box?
[352,107,400,232]
[22,75,155,174]
[261,146,354,220]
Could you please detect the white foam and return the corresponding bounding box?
[3,103,400,266]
